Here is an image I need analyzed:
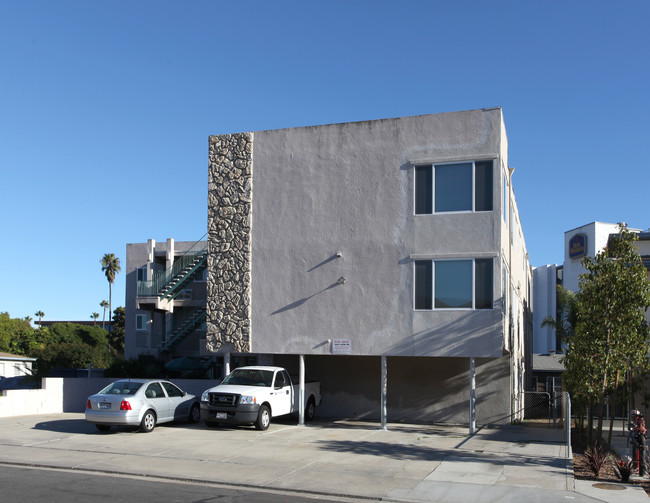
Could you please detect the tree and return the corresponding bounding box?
[33,323,113,376]
[0,312,35,354]
[34,310,45,326]
[109,306,125,354]
[564,225,650,445]
[91,312,99,325]
[101,253,121,338]
[100,300,109,329]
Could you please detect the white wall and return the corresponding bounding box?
[0,378,63,417]
[563,222,620,293]
[0,360,34,378]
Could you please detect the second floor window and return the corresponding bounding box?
[415,160,493,214]
[414,258,493,310]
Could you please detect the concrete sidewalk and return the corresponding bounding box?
[0,414,646,502]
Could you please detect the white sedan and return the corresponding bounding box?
[85,379,200,432]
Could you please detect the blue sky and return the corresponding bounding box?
[1,1,648,323]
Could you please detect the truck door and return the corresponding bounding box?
[270,370,293,417]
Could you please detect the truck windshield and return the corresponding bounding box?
[222,369,274,387]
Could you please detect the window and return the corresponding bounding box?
[414,258,493,310]
[415,160,493,214]
[136,314,147,331]
[162,381,183,398]
[137,267,147,282]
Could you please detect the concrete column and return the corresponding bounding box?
[298,354,305,426]
[166,238,175,270]
[146,239,155,264]
[469,357,476,435]
[223,353,231,378]
[381,356,388,430]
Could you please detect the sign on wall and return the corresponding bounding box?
[569,233,587,259]
[332,339,352,354]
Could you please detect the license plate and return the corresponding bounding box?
[99,403,111,409]
[216,412,227,420]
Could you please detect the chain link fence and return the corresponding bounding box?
[520,391,571,457]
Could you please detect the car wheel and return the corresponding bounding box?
[255,405,271,431]
[140,410,156,433]
[188,403,200,423]
[95,424,111,432]
[305,397,316,422]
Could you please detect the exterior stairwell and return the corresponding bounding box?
[158,252,207,301]
[160,307,206,353]
[137,240,208,307]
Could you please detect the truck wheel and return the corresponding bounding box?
[140,410,156,433]
[255,405,271,430]
[305,397,316,422]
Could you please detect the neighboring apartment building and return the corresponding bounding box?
[124,238,208,362]
[205,108,532,426]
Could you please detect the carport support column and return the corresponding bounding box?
[469,357,476,435]
[223,353,231,379]
[298,355,305,425]
[381,356,387,430]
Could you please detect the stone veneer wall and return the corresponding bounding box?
[206,133,253,353]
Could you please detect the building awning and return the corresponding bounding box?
[532,353,565,372]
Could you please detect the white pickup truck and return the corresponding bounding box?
[200,366,321,430]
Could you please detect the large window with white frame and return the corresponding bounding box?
[414,258,493,310]
[414,160,493,214]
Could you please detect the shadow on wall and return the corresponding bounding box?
[388,307,503,358]
[270,281,341,315]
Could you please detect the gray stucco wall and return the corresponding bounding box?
[247,109,505,358]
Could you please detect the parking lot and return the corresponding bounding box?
[0,413,644,503]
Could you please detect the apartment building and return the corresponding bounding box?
[205,108,532,426]
[124,238,208,362]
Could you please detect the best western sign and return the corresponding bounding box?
[569,233,587,259]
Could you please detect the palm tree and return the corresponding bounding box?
[91,312,99,325]
[101,253,121,337]
[100,300,109,329]
[35,310,45,326]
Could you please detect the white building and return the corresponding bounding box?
[533,222,650,355]
[0,352,36,378]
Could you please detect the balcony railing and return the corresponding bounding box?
[137,237,207,298]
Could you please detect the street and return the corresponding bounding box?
[0,464,363,503]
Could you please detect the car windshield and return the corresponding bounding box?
[222,369,273,387]
[99,381,144,395]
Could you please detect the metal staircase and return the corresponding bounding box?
[160,307,206,353]
[137,240,208,301]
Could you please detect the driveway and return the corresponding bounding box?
[0,414,645,503]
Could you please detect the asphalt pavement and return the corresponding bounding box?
[0,413,646,502]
